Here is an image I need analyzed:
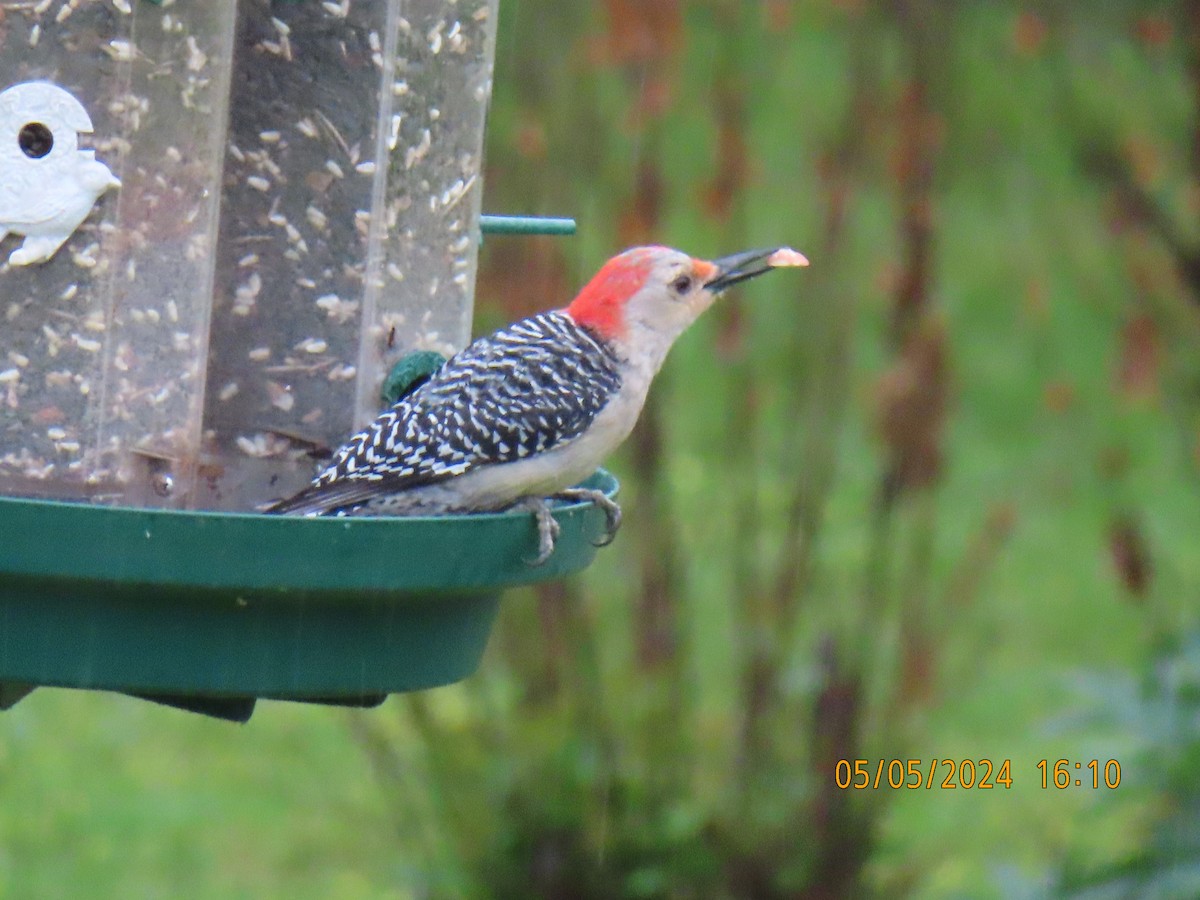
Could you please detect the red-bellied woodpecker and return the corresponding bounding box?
[268,245,809,562]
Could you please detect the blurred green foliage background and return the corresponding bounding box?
[4,1,1200,897]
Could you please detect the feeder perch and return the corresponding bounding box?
[0,0,612,720]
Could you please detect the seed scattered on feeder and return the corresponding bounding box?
[219,382,239,402]
[296,118,319,140]
[235,273,262,310]
[405,130,432,169]
[238,254,259,268]
[61,284,79,302]
[0,370,20,385]
[248,347,271,362]
[72,246,99,269]
[113,0,132,15]
[325,160,345,180]
[186,235,209,261]
[295,338,328,355]
[72,335,102,354]
[266,381,294,412]
[355,161,377,176]
[236,433,289,458]
[322,0,350,19]
[315,294,359,324]
[441,176,475,210]
[305,206,329,231]
[8,352,29,368]
[105,40,136,62]
[183,36,209,72]
[29,24,41,48]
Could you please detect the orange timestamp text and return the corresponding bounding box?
[834,758,1013,790]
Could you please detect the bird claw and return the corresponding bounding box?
[516,489,620,566]
[550,488,622,548]
[517,497,561,567]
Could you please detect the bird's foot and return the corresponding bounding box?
[516,489,621,566]
[516,496,561,567]
[549,488,622,548]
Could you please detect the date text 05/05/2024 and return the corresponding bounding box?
[833,759,1122,790]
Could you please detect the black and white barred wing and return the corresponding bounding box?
[267,312,621,515]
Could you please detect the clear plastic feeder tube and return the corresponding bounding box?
[0,0,499,510]
[200,0,498,510]
[0,1,237,505]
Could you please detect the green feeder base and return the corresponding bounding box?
[0,469,617,721]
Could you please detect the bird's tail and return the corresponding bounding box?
[260,479,379,517]
[260,488,322,516]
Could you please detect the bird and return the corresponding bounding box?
[0,81,121,267]
[267,245,809,563]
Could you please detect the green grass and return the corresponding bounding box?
[0,693,405,899]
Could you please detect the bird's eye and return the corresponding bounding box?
[671,275,692,294]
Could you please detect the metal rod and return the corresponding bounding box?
[479,215,577,236]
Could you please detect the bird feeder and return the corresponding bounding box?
[0,0,613,720]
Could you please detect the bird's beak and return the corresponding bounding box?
[701,247,809,292]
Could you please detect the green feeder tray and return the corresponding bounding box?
[0,469,617,721]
